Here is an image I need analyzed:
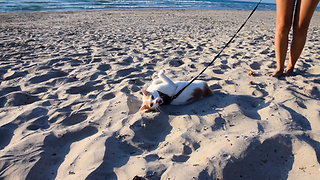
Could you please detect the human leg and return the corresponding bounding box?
[286,0,320,76]
[267,0,296,77]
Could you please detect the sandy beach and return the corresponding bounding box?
[1,9,320,180]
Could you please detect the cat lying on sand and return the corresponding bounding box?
[139,70,213,111]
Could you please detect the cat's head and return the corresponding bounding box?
[139,89,164,111]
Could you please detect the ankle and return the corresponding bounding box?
[285,68,294,76]
[285,65,294,71]
[276,68,284,72]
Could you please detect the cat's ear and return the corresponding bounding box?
[139,104,148,111]
[141,89,150,96]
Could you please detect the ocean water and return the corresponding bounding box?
[0,0,319,13]
[0,0,277,12]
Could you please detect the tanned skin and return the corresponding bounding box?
[267,0,319,77]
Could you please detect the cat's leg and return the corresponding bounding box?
[157,70,177,96]
[152,79,162,85]
[158,70,176,87]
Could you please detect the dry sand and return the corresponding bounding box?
[0,9,320,180]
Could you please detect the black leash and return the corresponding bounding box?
[170,0,262,101]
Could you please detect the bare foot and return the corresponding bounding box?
[266,70,285,78]
[284,68,294,76]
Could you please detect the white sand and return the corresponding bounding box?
[0,9,320,180]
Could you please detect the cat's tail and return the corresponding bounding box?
[203,83,213,97]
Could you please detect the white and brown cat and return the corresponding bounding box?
[139,70,213,111]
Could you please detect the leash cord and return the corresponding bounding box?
[171,0,262,100]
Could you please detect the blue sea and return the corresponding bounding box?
[0,0,319,13]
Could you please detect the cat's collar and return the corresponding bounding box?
[157,90,172,105]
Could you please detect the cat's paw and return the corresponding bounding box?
[159,69,165,76]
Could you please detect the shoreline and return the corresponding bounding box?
[1,9,320,180]
[0,8,277,14]
[0,0,278,13]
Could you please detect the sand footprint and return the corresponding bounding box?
[0,92,41,108]
[101,92,116,100]
[126,95,141,114]
[0,123,18,150]
[48,101,92,124]
[86,132,142,180]
[28,69,68,84]
[2,70,28,80]
[169,58,184,67]
[0,86,21,97]
[249,62,261,70]
[306,66,320,76]
[0,107,49,152]
[234,95,264,120]
[309,86,320,100]
[61,112,89,126]
[26,116,50,131]
[97,64,111,71]
[115,67,140,77]
[223,134,293,180]
[66,82,104,95]
[26,126,98,180]
[171,144,193,163]
[130,113,171,151]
